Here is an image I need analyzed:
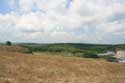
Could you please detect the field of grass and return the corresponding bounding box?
[0,51,125,83]
[0,45,31,53]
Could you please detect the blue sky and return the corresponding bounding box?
[0,0,125,44]
[0,0,11,14]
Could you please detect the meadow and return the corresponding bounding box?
[0,45,125,83]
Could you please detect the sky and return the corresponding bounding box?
[0,0,125,44]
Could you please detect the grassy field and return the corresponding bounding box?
[0,51,125,83]
[0,45,31,53]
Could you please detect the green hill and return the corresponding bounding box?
[20,43,117,53]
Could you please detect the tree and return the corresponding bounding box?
[82,51,99,58]
[6,41,12,46]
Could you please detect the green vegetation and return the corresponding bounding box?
[20,43,125,60]
[22,43,115,52]
[20,43,110,58]
[99,56,117,62]
[81,51,99,58]
[6,41,12,46]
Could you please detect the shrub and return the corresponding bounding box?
[6,41,12,46]
[99,56,117,62]
[81,52,98,58]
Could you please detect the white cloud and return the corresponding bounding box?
[0,0,125,44]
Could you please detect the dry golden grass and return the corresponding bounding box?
[0,52,125,83]
[0,45,30,53]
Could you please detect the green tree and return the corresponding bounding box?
[82,52,98,58]
[6,41,12,46]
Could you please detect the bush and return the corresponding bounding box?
[6,41,12,46]
[99,56,117,62]
[81,52,98,58]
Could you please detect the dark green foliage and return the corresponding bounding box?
[6,41,12,46]
[22,43,116,54]
[22,44,84,53]
[11,43,124,62]
[19,43,125,60]
[99,56,117,62]
[81,52,98,58]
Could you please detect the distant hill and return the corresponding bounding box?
[21,43,120,53]
[2,43,125,56]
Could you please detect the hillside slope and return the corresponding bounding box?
[22,43,114,53]
[0,45,31,53]
[0,52,125,83]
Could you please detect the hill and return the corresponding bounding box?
[21,43,115,53]
[0,45,31,53]
[0,52,125,83]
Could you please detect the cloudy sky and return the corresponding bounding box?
[0,0,125,44]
